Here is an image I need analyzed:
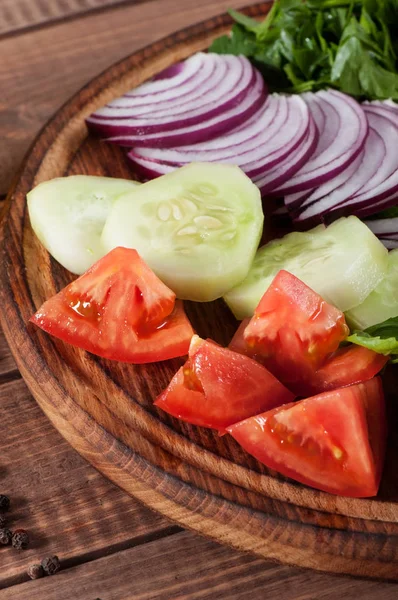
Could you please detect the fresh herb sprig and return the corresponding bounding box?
[348,316,398,361]
[210,0,398,99]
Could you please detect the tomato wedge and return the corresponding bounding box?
[155,335,295,432]
[228,378,386,498]
[300,345,388,396]
[30,247,194,363]
[230,270,349,393]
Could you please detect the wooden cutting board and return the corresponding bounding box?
[1,1,398,580]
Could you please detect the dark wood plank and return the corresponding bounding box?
[0,0,150,37]
[0,0,249,196]
[0,331,19,379]
[0,378,177,586]
[2,531,398,600]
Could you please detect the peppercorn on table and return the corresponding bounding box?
[0,1,398,598]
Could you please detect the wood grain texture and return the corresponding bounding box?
[0,0,253,196]
[3,531,398,600]
[0,334,20,380]
[0,336,393,598]
[0,0,150,37]
[0,376,177,588]
[1,0,398,584]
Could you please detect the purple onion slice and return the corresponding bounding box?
[271,89,368,196]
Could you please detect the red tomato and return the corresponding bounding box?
[155,335,295,432]
[228,378,386,498]
[30,247,194,363]
[300,345,388,396]
[231,270,349,393]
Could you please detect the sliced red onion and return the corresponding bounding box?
[128,154,175,180]
[206,95,311,178]
[129,95,284,163]
[93,55,227,119]
[87,55,263,139]
[152,62,185,80]
[103,56,218,117]
[273,205,289,216]
[294,107,398,223]
[283,96,338,211]
[353,192,398,220]
[129,121,318,190]
[271,90,368,196]
[130,95,311,178]
[87,56,236,134]
[293,150,363,207]
[102,69,266,147]
[364,218,398,250]
[292,147,368,220]
[380,239,398,250]
[304,129,383,213]
[127,96,317,190]
[332,110,398,217]
[124,53,204,98]
[365,218,398,237]
[255,117,318,195]
[363,100,398,118]
[108,54,210,103]
[284,189,312,210]
[355,198,398,219]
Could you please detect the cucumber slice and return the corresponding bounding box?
[346,249,398,330]
[101,163,263,302]
[27,175,140,274]
[224,216,388,319]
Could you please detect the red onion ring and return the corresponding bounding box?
[254,117,318,195]
[293,106,398,224]
[130,95,311,178]
[87,55,265,140]
[271,90,368,196]
[104,69,267,147]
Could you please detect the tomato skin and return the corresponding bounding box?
[231,322,387,397]
[30,247,194,363]
[300,345,388,396]
[155,336,295,432]
[360,378,387,487]
[227,378,386,498]
[230,270,349,393]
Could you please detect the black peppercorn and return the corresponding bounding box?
[0,528,12,545]
[27,564,44,580]
[12,529,29,550]
[0,515,7,528]
[0,496,10,512]
[41,555,61,575]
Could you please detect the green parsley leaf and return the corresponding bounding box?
[209,24,257,56]
[372,205,398,219]
[227,9,260,34]
[348,316,398,358]
[211,0,398,99]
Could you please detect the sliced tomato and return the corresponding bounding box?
[230,317,265,363]
[231,270,349,393]
[155,335,295,432]
[300,345,388,396]
[228,378,386,498]
[30,247,194,363]
[231,323,387,397]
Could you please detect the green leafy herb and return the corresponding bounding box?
[209,0,398,99]
[348,316,398,360]
[371,205,398,219]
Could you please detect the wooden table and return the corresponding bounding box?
[1,1,398,597]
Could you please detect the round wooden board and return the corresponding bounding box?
[1,1,398,580]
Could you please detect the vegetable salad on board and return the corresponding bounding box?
[26,0,398,499]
